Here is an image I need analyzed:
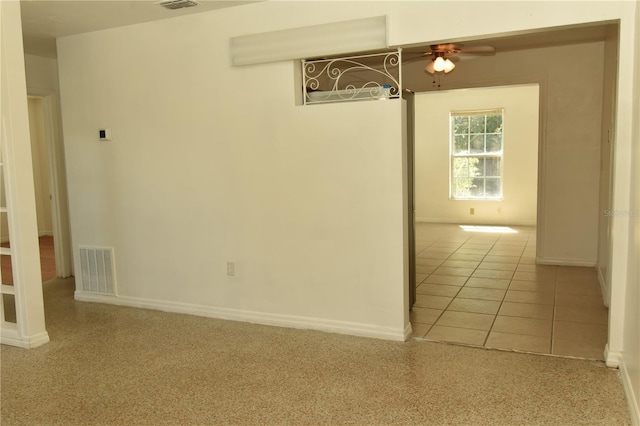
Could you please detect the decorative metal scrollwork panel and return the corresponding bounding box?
[303,49,401,105]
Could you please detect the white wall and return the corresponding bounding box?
[598,27,619,307]
[621,1,640,421]
[57,8,408,339]
[27,97,52,237]
[414,85,538,226]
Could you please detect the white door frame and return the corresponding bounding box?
[26,88,72,277]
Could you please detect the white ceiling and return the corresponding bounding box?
[20,0,258,58]
[20,1,614,59]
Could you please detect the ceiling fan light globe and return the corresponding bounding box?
[433,56,446,72]
[425,61,436,74]
[443,58,456,73]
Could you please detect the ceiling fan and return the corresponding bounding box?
[405,43,496,74]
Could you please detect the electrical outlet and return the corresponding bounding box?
[470,208,475,215]
[226,261,235,276]
[98,128,112,141]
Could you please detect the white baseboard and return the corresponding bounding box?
[415,217,536,226]
[536,258,597,267]
[619,355,640,425]
[604,344,622,368]
[403,322,412,341]
[0,325,50,348]
[604,345,639,424]
[74,291,407,342]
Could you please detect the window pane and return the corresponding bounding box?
[485,134,502,153]
[468,157,480,177]
[485,157,501,176]
[485,178,501,197]
[453,157,469,177]
[485,114,503,134]
[453,157,481,179]
[470,178,484,197]
[475,157,485,175]
[453,135,469,154]
[470,115,485,133]
[453,178,475,198]
[452,178,463,198]
[470,135,484,153]
[453,116,469,134]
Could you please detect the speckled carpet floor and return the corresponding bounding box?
[0,278,631,425]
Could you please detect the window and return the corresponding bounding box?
[450,109,504,200]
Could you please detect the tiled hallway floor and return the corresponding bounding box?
[410,223,608,360]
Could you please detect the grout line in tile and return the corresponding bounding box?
[480,230,530,347]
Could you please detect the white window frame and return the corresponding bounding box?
[449,109,504,200]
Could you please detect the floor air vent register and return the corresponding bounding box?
[79,247,116,295]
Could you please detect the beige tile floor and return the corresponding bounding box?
[410,223,608,359]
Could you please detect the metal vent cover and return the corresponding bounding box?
[79,247,115,295]
[158,0,199,10]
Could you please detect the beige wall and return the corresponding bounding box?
[414,84,539,226]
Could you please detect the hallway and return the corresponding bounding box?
[410,223,608,359]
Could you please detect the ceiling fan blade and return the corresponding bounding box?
[402,52,432,64]
[447,53,483,62]
[459,45,496,54]
[431,43,460,53]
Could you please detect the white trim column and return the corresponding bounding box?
[605,12,637,368]
[0,0,49,348]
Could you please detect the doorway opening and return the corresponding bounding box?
[27,96,57,282]
[25,91,72,281]
[401,23,618,361]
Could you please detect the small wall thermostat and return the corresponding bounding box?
[99,128,112,141]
